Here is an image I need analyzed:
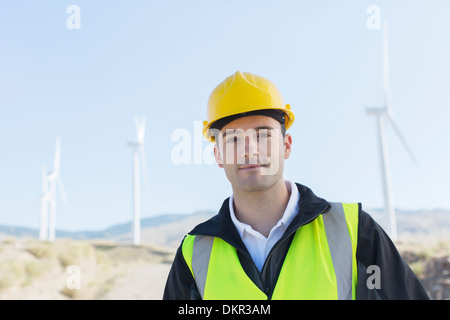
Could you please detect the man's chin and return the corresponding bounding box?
[234,175,273,192]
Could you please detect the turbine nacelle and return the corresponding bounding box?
[365,106,388,115]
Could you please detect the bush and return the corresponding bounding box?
[0,260,26,289]
[26,242,56,259]
[56,240,95,268]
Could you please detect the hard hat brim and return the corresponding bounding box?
[203,106,295,143]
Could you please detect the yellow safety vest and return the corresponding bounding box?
[182,202,359,300]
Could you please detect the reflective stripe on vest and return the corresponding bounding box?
[182,202,359,300]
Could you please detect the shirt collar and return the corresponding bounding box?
[229,180,301,239]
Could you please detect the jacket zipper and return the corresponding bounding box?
[260,203,330,299]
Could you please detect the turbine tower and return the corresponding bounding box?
[129,116,148,246]
[366,19,417,241]
[40,137,67,241]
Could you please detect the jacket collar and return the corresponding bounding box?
[189,183,330,251]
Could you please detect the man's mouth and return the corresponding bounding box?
[238,164,267,171]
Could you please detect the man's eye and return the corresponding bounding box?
[257,132,271,139]
[226,136,239,144]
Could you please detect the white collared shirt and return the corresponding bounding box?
[229,180,300,272]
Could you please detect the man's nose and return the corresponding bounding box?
[242,135,259,163]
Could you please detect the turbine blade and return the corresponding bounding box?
[387,115,418,166]
[134,115,140,137]
[41,165,49,193]
[54,137,61,173]
[383,19,392,112]
[140,117,146,143]
[57,176,68,204]
[135,116,146,144]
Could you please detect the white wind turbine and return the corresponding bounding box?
[129,116,149,246]
[40,137,67,242]
[366,19,417,241]
[39,165,50,240]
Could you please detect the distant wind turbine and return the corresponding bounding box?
[366,19,418,241]
[129,116,149,245]
[39,165,50,240]
[40,137,68,242]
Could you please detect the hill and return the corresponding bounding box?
[0,211,215,248]
[0,208,448,248]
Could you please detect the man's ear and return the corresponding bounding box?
[283,133,292,159]
[214,144,224,168]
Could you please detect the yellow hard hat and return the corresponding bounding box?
[203,71,295,142]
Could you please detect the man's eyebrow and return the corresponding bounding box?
[221,126,276,138]
[254,126,275,131]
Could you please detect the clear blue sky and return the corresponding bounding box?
[1,1,449,231]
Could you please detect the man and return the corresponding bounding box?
[163,71,429,300]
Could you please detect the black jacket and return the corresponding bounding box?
[163,183,429,300]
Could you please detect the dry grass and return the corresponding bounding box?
[0,238,175,299]
[396,233,450,300]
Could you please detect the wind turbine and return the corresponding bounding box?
[43,137,67,242]
[129,116,149,246]
[366,19,417,241]
[39,165,50,240]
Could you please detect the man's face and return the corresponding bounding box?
[213,115,292,192]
